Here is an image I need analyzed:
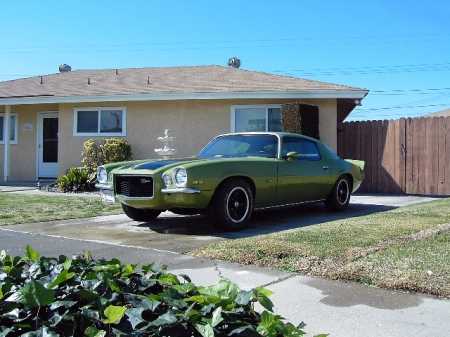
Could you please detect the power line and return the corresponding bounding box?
[1,33,449,54]
[275,62,450,77]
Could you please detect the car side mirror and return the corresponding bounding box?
[284,151,299,162]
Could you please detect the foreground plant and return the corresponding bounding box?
[0,246,325,336]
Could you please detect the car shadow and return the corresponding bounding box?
[135,200,397,239]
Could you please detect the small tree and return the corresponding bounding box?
[82,138,133,176]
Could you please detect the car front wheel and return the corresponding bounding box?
[207,179,254,231]
[325,176,351,212]
[121,204,161,221]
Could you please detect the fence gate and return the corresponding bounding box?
[337,117,450,196]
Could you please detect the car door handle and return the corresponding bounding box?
[323,166,329,170]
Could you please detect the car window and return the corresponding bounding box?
[282,137,321,160]
[199,134,278,158]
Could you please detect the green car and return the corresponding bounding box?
[96,132,364,231]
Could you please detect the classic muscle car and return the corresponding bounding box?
[96,132,364,230]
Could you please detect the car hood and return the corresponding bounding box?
[119,157,205,171]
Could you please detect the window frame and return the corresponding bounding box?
[0,113,18,145]
[282,137,322,161]
[73,107,126,137]
[230,105,282,133]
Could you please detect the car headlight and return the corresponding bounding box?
[97,167,107,183]
[173,167,187,187]
[163,173,172,187]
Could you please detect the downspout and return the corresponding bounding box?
[3,105,11,182]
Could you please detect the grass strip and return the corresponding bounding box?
[191,198,450,298]
[0,193,122,225]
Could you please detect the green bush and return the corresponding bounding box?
[56,167,96,192]
[82,138,133,176]
[0,246,326,337]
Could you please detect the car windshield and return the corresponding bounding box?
[198,134,278,158]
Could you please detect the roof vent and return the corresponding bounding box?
[59,64,72,72]
[228,57,241,68]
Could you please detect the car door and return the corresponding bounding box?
[276,137,331,203]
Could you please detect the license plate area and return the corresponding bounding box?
[100,189,115,203]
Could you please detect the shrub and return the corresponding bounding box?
[82,138,132,176]
[0,246,326,336]
[56,167,96,192]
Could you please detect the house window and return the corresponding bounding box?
[231,105,282,132]
[0,114,18,144]
[74,107,126,136]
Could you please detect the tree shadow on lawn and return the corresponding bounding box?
[136,199,396,239]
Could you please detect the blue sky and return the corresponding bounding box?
[1,0,449,121]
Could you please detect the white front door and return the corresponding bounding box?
[37,113,59,179]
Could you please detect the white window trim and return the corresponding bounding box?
[73,106,127,137]
[0,112,18,145]
[230,104,281,132]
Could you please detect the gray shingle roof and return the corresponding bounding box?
[426,108,450,117]
[0,65,367,99]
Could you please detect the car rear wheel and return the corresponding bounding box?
[121,204,161,221]
[325,176,351,212]
[207,179,254,231]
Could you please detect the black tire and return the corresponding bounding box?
[121,204,161,221]
[325,176,351,212]
[207,179,254,231]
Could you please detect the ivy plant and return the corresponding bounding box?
[0,246,327,336]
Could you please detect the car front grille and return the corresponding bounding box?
[115,175,154,198]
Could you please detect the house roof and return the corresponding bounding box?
[425,108,450,117]
[0,65,368,121]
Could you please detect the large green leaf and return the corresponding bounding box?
[124,293,161,311]
[281,322,308,336]
[235,290,253,306]
[254,288,274,312]
[25,245,40,261]
[195,323,214,337]
[198,280,238,306]
[125,307,146,329]
[148,312,177,327]
[84,326,107,337]
[210,306,223,327]
[256,311,283,337]
[49,269,74,289]
[140,262,155,275]
[103,305,127,324]
[6,279,54,309]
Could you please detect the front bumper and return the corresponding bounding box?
[95,183,201,195]
[95,183,113,191]
[96,182,204,207]
[160,187,201,194]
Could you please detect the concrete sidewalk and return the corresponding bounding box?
[1,185,449,336]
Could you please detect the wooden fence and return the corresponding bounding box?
[337,116,450,196]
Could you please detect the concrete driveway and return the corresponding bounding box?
[1,193,440,254]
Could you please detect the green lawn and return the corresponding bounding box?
[190,198,450,299]
[0,193,122,225]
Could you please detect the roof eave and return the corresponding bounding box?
[0,90,369,106]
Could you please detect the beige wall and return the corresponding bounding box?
[0,104,58,181]
[2,98,338,181]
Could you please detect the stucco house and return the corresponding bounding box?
[0,64,368,182]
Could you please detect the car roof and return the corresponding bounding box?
[219,132,320,142]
